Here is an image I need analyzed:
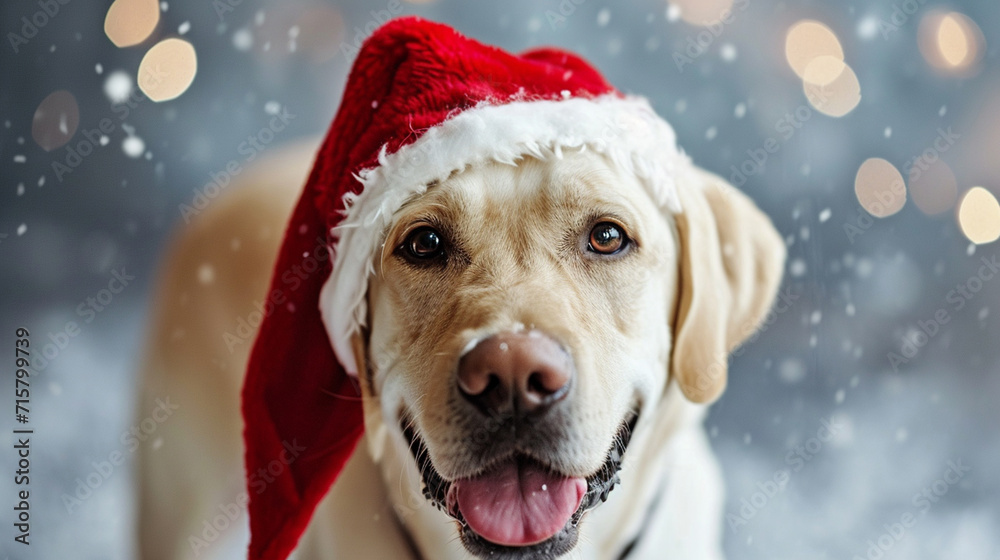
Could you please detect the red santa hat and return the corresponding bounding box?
[241,16,689,560]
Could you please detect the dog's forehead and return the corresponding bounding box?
[395,151,653,226]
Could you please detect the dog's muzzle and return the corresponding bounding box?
[403,413,638,560]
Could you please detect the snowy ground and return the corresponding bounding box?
[2,0,998,559]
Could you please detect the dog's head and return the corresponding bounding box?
[349,148,785,558]
[240,20,786,560]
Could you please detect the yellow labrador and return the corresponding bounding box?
[136,137,784,559]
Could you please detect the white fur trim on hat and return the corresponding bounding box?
[319,93,693,376]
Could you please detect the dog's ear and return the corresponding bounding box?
[671,171,786,403]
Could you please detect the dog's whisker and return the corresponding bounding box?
[318,388,363,401]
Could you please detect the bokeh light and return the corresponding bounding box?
[918,10,985,74]
[104,0,160,48]
[785,20,844,79]
[958,187,1000,244]
[855,158,906,218]
[32,90,79,152]
[909,159,958,215]
[667,0,735,27]
[803,56,861,117]
[138,38,198,102]
[938,15,970,66]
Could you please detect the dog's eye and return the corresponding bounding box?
[404,227,445,260]
[588,222,627,255]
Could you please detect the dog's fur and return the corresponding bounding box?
[137,139,785,559]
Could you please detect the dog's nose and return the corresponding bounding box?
[457,332,572,416]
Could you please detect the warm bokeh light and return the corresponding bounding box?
[138,38,197,102]
[937,15,970,66]
[918,10,985,74]
[958,187,1000,244]
[32,90,79,152]
[855,158,906,218]
[801,54,847,86]
[909,159,958,215]
[785,20,844,79]
[803,56,861,117]
[667,0,735,27]
[104,0,160,48]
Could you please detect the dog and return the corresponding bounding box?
[136,18,785,560]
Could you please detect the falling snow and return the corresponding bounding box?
[233,28,253,51]
[719,43,737,62]
[779,358,806,383]
[857,16,879,40]
[103,71,133,104]
[596,8,610,27]
[122,136,145,158]
[666,4,681,22]
[789,258,807,277]
[198,264,216,284]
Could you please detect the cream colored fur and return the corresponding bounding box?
[137,138,785,560]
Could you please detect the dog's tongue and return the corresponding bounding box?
[452,458,586,547]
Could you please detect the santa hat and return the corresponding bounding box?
[241,16,689,560]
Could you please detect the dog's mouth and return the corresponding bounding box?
[402,414,638,559]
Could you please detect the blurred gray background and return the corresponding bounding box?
[1,0,998,558]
